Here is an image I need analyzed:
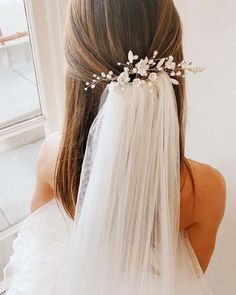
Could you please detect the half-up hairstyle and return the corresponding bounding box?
[55,0,186,219]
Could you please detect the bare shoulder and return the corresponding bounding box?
[37,131,62,189]
[185,158,226,272]
[31,131,62,213]
[187,158,226,225]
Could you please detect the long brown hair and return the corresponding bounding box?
[55,0,186,219]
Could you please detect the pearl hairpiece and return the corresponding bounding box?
[84,50,205,91]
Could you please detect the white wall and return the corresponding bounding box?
[174,1,236,294]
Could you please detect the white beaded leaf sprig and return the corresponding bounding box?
[84,50,205,91]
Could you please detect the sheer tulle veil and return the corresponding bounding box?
[55,71,182,295]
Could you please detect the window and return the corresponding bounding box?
[0,0,67,292]
[0,0,41,129]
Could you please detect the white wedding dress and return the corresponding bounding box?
[3,199,212,295]
[3,199,72,294]
[3,76,214,295]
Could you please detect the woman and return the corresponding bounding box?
[4,0,226,294]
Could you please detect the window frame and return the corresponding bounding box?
[24,0,66,134]
[0,0,67,140]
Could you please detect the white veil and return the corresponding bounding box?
[56,71,181,295]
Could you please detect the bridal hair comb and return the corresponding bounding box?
[84,50,205,91]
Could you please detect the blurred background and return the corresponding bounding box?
[0,0,43,287]
[0,0,235,294]
[175,0,236,293]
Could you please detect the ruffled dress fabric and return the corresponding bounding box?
[3,199,73,295]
